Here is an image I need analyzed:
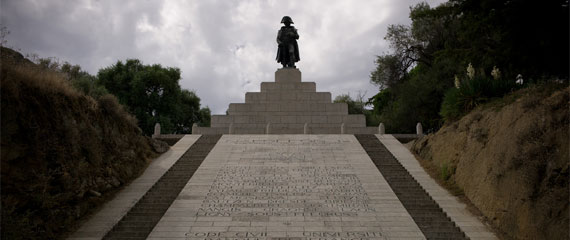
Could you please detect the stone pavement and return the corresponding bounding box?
[148,135,424,239]
[70,134,497,240]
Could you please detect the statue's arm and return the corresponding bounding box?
[293,28,299,39]
[276,30,282,44]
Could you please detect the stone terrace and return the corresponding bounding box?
[69,134,498,240]
[193,69,378,134]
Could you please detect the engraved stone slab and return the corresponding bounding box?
[148,135,425,240]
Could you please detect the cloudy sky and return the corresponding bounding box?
[1,0,445,114]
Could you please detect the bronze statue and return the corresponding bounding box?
[276,16,300,68]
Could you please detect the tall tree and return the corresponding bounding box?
[369,0,568,132]
[97,59,209,135]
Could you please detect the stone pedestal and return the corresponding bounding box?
[194,68,377,134]
[275,68,301,82]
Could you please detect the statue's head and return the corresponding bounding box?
[281,16,294,25]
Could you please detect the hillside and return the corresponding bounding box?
[411,85,569,239]
[0,47,167,239]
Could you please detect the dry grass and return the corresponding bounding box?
[412,85,569,240]
[1,51,159,239]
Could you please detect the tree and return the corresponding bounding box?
[334,93,379,126]
[97,59,210,135]
[333,94,365,114]
[35,58,109,99]
[368,0,568,132]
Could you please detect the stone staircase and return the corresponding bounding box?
[193,68,378,134]
[355,134,469,240]
[103,135,221,240]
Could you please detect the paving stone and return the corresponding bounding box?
[75,134,494,240]
[148,135,425,240]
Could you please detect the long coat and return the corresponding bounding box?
[276,26,300,64]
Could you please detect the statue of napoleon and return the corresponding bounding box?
[276,16,300,68]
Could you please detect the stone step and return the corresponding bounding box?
[212,114,364,127]
[110,226,153,234]
[416,220,457,228]
[227,102,348,113]
[260,82,316,92]
[424,231,467,239]
[245,92,331,103]
[212,122,365,130]
[103,135,221,239]
[355,134,468,240]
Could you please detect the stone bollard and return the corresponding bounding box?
[153,123,161,138]
[341,123,345,134]
[228,123,234,134]
[192,123,198,134]
[378,123,385,135]
[304,123,309,134]
[416,122,423,136]
[266,122,271,134]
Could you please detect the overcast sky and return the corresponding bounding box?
[1,0,446,114]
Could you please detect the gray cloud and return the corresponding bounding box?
[1,0,446,114]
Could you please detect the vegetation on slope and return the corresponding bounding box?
[0,47,161,239]
[97,59,211,135]
[368,0,568,133]
[368,1,569,238]
[27,55,211,136]
[411,85,569,239]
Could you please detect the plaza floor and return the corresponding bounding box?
[69,135,497,240]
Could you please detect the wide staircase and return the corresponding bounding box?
[103,135,221,239]
[356,134,469,239]
[193,68,378,134]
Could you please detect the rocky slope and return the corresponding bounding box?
[411,85,569,239]
[1,47,167,239]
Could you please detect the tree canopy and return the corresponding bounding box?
[97,59,210,135]
[369,0,568,133]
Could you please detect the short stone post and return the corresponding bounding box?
[304,123,309,134]
[266,122,271,134]
[340,123,345,134]
[192,123,198,134]
[152,123,161,138]
[416,122,423,136]
[228,123,234,134]
[378,123,385,135]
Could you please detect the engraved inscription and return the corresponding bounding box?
[183,136,389,240]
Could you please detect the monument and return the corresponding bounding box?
[71,17,494,240]
[276,16,300,68]
[193,66,378,134]
[193,17,378,134]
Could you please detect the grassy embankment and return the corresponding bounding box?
[411,84,569,240]
[1,47,164,239]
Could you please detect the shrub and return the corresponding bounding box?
[441,74,520,121]
[440,88,462,121]
[441,162,451,181]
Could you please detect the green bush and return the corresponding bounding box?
[441,162,451,181]
[440,88,462,121]
[71,75,109,99]
[440,75,520,121]
[458,75,490,111]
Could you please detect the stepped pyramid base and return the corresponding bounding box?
[194,68,379,134]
